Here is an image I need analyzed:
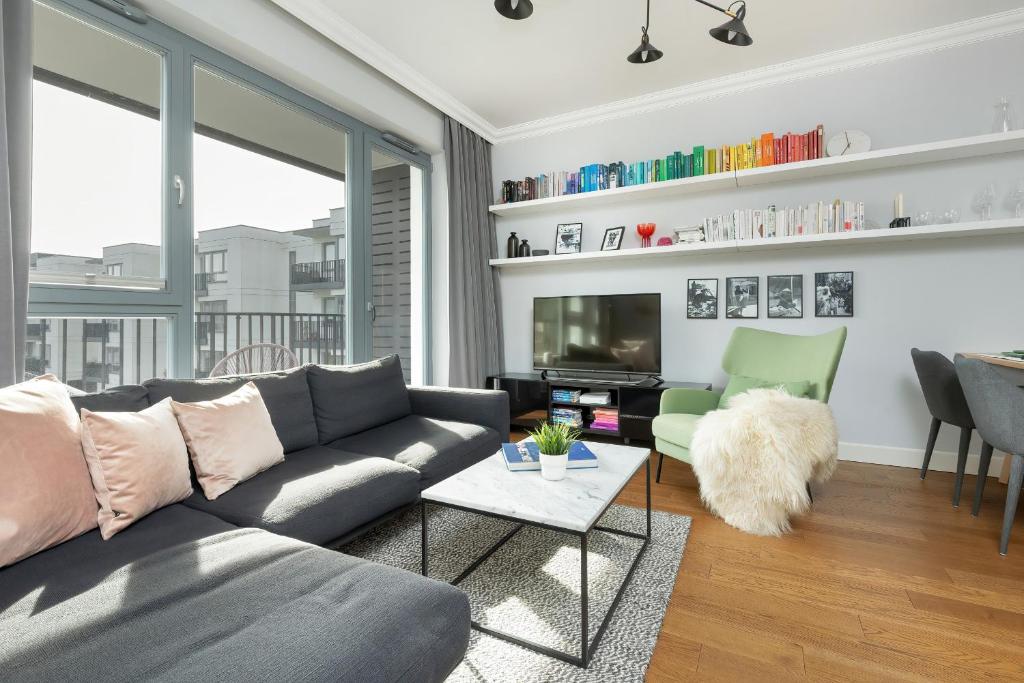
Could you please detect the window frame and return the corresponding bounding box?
[29,0,433,381]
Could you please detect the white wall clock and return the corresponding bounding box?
[826,130,871,157]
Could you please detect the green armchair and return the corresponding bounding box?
[652,326,847,482]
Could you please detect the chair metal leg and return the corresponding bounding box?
[920,417,941,479]
[656,452,664,484]
[972,442,994,517]
[1000,454,1024,556]
[952,427,972,508]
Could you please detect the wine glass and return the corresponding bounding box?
[993,97,1014,134]
[1007,179,1024,219]
[971,184,996,220]
[914,210,933,226]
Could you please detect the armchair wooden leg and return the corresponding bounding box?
[952,427,972,508]
[656,452,664,483]
[806,482,813,504]
[1000,454,1023,556]
[972,442,994,517]
[920,417,941,479]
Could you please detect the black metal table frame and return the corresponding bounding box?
[420,458,652,669]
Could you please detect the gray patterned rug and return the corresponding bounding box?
[341,504,691,682]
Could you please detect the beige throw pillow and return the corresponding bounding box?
[172,382,284,500]
[80,398,193,539]
[0,375,98,568]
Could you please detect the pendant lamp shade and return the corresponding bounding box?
[494,0,533,20]
[627,32,663,64]
[709,5,752,46]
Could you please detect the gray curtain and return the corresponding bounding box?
[444,116,503,388]
[0,0,31,387]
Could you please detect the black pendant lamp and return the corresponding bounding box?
[494,0,533,20]
[627,0,663,64]
[709,1,753,46]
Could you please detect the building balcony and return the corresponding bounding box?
[290,259,344,290]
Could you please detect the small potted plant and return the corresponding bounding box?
[527,422,580,481]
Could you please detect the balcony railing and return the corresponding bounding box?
[290,259,344,288]
[194,312,345,377]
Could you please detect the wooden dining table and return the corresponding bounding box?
[960,353,1024,483]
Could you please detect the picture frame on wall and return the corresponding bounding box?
[555,223,583,255]
[600,226,625,251]
[687,279,718,319]
[726,276,759,319]
[815,271,854,317]
[767,274,803,318]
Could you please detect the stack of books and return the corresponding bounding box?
[578,392,611,406]
[497,124,826,203]
[702,199,866,242]
[589,408,619,432]
[551,388,582,404]
[501,442,599,471]
[673,225,706,244]
[552,407,583,428]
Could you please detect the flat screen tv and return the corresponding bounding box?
[533,293,661,375]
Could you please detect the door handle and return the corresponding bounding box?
[173,175,185,207]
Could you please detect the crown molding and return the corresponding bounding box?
[268,0,501,142]
[269,3,1024,146]
[492,8,1024,143]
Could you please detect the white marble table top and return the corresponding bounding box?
[421,440,651,533]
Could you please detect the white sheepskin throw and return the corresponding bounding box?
[690,388,838,536]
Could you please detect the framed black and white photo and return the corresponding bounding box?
[600,226,625,251]
[555,222,583,255]
[767,274,803,318]
[687,279,718,319]
[815,271,854,317]
[725,276,759,319]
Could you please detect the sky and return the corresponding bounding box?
[30,81,345,257]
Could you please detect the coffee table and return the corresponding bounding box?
[420,440,652,668]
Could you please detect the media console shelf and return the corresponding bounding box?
[489,372,712,445]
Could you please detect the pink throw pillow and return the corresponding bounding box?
[80,398,193,539]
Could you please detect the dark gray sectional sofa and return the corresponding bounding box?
[0,355,509,682]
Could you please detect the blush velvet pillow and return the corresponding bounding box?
[80,398,193,539]
[172,382,285,500]
[0,375,98,568]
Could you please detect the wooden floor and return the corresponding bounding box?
[613,453,1024,682]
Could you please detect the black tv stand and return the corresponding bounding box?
[488,372,712,445]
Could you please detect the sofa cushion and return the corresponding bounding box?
[719,374,811,408]
[329,415,500,489]
[652,412,702,449]
[0,375,98,568]
[0,504,470,683]
[145,367,317,453]
[182,446,420,544]
[71,384,150,413]
[80,398,193,539]
[306,355,411,443]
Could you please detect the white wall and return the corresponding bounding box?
[491,34,1024,473]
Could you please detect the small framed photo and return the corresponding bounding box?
[815,271,854,317]
[687,279,718,319]
[767,274,803,318]
[726,276,759,319]
[555,222,583,255]
[601,226,625,251]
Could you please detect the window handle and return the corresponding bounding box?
[173,175,185,207]
[367,301,376,322]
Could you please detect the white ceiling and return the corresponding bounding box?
[274,0,1024,138]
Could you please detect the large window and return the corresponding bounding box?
[27,0,431,384]
[31,1,164,290]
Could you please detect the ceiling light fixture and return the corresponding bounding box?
[626,0,663,64]
[494,0,752,62]
[494,0,533,21]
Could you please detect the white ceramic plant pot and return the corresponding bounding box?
[540,451,569,481]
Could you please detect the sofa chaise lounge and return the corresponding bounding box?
[0,355,509,682]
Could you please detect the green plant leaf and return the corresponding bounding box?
[526,421,580,455]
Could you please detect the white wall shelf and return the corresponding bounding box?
[489,219,1024,268]
[489,130,1024,217]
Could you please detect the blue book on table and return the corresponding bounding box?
[501,442,598,472]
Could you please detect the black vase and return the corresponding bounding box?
[507,232,520,259]
[517,239,531,257]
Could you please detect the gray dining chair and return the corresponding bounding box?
[910,349,976,507]
[955,355,1024,556]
